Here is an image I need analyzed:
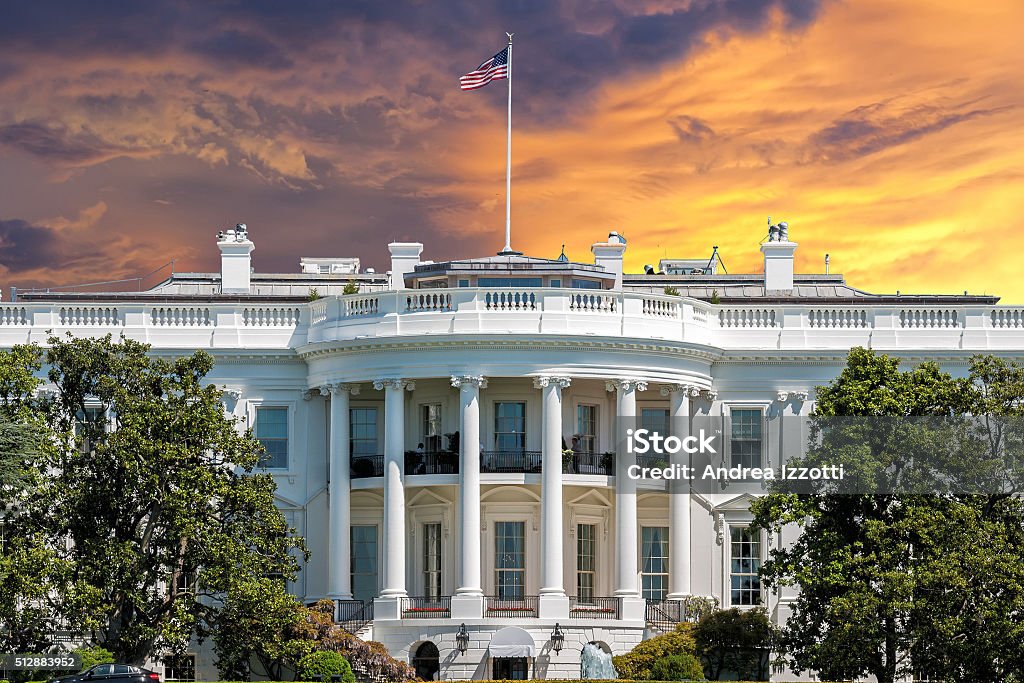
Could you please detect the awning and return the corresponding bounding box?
[488,626,537,658]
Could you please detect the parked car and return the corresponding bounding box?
[48,664,160,683]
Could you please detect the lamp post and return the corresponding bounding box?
[456,623,470,655]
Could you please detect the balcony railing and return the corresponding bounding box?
[485,595,539,618]
[645,599,705,630]
[400,596,452,618]
[405,450,459,475]
[350,454,384,478]
[335,599,374,633]
[569,596,620,619]
[4,293,1023,354]
[563,451,614,475]
[481,450,542,473]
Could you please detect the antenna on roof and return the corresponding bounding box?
[705,245,727,275]
[825,253,830,274]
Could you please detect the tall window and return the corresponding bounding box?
[164,655,195,682]
[494,402,526,452]
[351,525,378,602]
[641,407,669,435]
[423,522,442,600]
[495,521,525,599]
[255,407,288,469]
[576,405,597,452]
[730,409,763,468]
[421,404,442,452]
[730,526,762,605]
[641,526,669,600]
[350,408,379,455]
[577,524,597,601]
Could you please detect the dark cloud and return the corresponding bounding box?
[188,30,294,71]
[0,219,60,272]
[668,115,715,143]
[0,122,122,164]
[806,101,1012,163]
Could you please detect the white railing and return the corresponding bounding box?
[150,307,212,327]
[2,292,1024,352]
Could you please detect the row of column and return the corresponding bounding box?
[323,375,696,615]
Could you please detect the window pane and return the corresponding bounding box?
[494,402,526,451]
[577,523,597,601]
[730,409,763,468]
[641,408,669,435]
[495,521,525,600]
[576,405,597,452]
[641,526,669,600]
[350,407,379,456]
[730,526,762,605]
[423,522,442,599]
[351,525,378,602]
[256,407,288,469]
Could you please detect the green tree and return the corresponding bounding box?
[752,348,1024,683]
[2,335,305,666]
[693,608,776,681]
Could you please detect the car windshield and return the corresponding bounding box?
[92,665,115,676]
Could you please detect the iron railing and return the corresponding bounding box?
[569,596,620,619]
[484,595,539,618]
[636,452,670,469]
[336,599,374,633]
[400,596,452,618]
[405,451,459,475]
[481,450,542,473]
[350,454,384,478]
[563,451,614,475]
[645,599,704,630]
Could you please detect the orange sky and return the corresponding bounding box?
[0,0,1022,299]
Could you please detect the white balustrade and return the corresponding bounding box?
[641,296,679,318]
[808,309,869,328]
[150,307,212,327]
[991,309,1024,328]
[570,291,617,313]
[59,306,121,326]
[484,289,538,311]
[344,296,380,317]
[719,308,778,328]
[242,306,301,326]
[405,291,451,312]
[0,306,28,326]
[900,308,960,329]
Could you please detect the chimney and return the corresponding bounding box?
[218,223,255,294]
[761,221,797,292]
[592,231,627,289]
[388,242,423,290]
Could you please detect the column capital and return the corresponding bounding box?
[775,389,809,402]
[700,389,718,401]
[605,378,648,393]
[775,391,789,402]
[322,382,361,397]
[533,375,571,389]
[794,390,810,401]
[221,387,242,402]
[660,382,697,397]
[450,374,488,389]
[373,378,415,391]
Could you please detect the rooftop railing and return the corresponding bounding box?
[3,290,1024,352]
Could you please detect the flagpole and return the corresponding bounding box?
[499,32,520,255]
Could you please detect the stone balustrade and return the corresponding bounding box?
[1,290,1022,352]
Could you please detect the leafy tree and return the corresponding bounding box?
[73,646,115,671]
[1,335,305,667]
[693,608,775,681]
[612,623,699,680]
[752,348,1024,683]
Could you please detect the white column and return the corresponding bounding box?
[375,378,414,604]
[325,383,359,601]
[536,376,571,618]
[450,375,486,619]
[663,383,693,599]
[608,378,646,612]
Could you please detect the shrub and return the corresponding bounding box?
[612,623,698,680]
[693,608,776,681]
[649,654,705,681]
[296,650,355,683]
[664,286,680,296]
[73,646,115,671]
[342,281,359,295]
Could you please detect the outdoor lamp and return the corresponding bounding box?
[551,623,564,654]
[456,623,470,654]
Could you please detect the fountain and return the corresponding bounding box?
[580,642,617,680]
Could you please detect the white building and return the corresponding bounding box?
[4,223,1023,681]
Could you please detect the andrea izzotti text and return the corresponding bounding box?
[624,428,845,482]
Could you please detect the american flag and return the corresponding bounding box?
[459,47,509,91]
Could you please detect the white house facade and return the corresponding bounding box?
[4,223,1024,681]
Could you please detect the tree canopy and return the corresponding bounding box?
[752,348,1024,683]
